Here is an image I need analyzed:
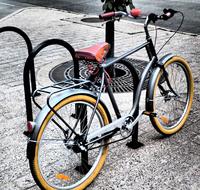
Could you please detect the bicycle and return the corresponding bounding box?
[26,8,194,190]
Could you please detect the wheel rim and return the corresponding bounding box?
[154,61,191,130]
[35,97,109,189]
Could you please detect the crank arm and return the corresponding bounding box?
[87,112,144,144]
[87,116,130,143]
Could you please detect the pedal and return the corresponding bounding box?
[143,111,157,117]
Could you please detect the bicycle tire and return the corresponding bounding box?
[29,94,111,190]
[148,56,194,135]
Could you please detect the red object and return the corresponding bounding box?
[130,8,141,17]
[75,42,110,63]
[27,121,35,133]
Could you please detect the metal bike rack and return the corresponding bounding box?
[23,39,79,122]
[0,27,79,123]
[105,21,144,148]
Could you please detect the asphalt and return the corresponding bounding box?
[0,7,199,190]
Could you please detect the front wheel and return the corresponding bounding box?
[148,56,194,135]
[29,94,111,190]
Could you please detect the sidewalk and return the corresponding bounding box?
[0,7,199,190]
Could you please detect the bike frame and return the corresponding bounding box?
[80,14,162,143]
[86,44,158,145]
[101,45,157,117]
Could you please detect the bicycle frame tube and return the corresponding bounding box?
[102,56,157,119]
[99,35,158,117]
[101,41,150,68]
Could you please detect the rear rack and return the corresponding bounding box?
[32,78,98,110]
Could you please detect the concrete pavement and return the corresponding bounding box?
[0,7,199,190]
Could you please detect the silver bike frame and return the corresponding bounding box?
[86,56,156,144]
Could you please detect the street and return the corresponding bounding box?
[0,0,200,34]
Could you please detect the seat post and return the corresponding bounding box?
[106,21,114,57]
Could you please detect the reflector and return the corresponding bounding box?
[56,174,71,181]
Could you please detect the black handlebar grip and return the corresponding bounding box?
[162,8,178,20]
[163,8,177,14]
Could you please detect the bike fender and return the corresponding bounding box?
[30,89,111,141]
[146,53,175,112]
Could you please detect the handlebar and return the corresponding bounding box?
[99,11,128,20]
[99,8,178,23]
[147,9,178,24]
[99,8,179,39]
[160,8,177,20]
[99,8,142,20]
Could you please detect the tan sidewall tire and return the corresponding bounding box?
[33,95,110,190]
[151,56,194,135]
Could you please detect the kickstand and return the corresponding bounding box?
[126,123,144,149]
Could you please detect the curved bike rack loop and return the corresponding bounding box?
[23,38,79,122]
[0,26,36,93]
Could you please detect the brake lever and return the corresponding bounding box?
[163,8,178,15]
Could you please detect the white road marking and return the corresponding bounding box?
[0,2,15,7]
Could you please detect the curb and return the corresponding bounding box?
[0,7,30,22]
[0,7,85,22]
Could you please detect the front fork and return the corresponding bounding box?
[158,65,179,100]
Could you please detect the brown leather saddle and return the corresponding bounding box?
[75,42,110,63]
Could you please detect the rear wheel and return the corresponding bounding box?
[149,56,194,135]
[29,95,110,190]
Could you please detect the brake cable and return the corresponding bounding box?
[156,11,184,55]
